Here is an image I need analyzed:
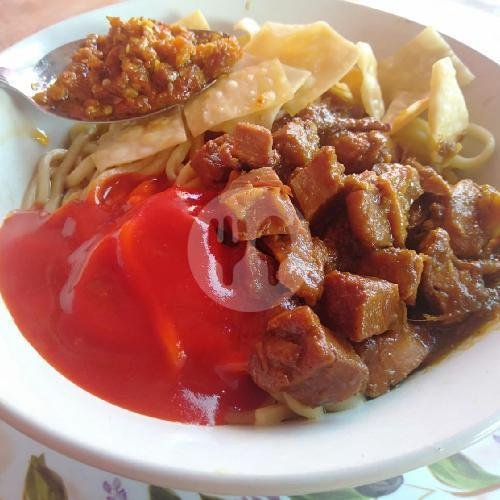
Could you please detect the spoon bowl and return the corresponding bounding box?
[0,31,225,123]
[0,39,83,114]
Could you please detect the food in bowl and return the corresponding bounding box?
[0,11,498,425]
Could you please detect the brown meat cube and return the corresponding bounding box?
[191,134,240,188]
[249,306,369,406]
[346,186,393,248]
[298,100,389,135]
[477,185,500,256]
[355,324,430,397]
[321,271,400,341]
[442,179,492,258]
[323,130,395,174]
[230,244,279,310]
[373,163,423,247]
[290,146,345,222]
[411,161,451,196]
[232,122,278,168]
[219,167,298,241]
[298,102,352,134]
[451,258,500,275]
[262,222,328,306]
[272,118,320,175]
[418,228,498,322]
[323,215,360,272]
[356,248,424,305]
[406,194,446,250]
[406,173,500,258]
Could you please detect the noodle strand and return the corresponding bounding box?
[45,127,97,212]
[449,123,495,171]
[65,155,97,188]
[165,141,191,181]
[35,149,67,206]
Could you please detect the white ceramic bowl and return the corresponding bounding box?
[0,0,499,495]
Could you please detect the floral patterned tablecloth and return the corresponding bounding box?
[0,420,499,500]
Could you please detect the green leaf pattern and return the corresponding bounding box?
[22,454,67,500]
[428,452,500,492]
[11,436,500,499]
[148,485,181,500]
[291,488,367,499]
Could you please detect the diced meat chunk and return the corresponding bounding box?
[298,100,389,136]
[477,185,500,255]
[406,173,500,258]
[272,118,319,179]
[219,167,298,241]
[451,258,500,275]
[373,163,423,247]
[232,122,278,168]
[276,94,395,175]
[249,306,369,406]
[297,102,353,134]
[373,163,423,207]
[411,161,451,197]
[406,194,446,250]
[191,134,240,188]
[262,222,328,306]
[344,164,422,249]
[321,271,401,341]
[441,179,497,258]
[290,146,345,222]
[477,184,500,237]
[345,182,393,248]
[355,324,430,397]
[418,228,498,322]
[228,244,281,311]
[356,248,424,305]
[323,130,396,174]
[323,214,360,272]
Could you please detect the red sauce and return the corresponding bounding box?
[0,176,270,424]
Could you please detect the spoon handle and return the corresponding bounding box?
[0,66,35,98]
[0,67,11,88]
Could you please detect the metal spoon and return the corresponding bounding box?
[0,40,88,120]
[0,32,224,123]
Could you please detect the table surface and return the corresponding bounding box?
[0,0,499,499]
[0,0,120,51]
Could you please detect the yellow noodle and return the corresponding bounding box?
[62,188,82,206]
[35,149,67,206]
[68,123,96,142]
[45,127,97,212]
[175,162,199,187]
[449,123,495,171]
[118,154,158,173]
[282,393,325,420]
[189,134,205,160]
[65,156,97,188]
[443,168,460,183]
[183,177,203,189]
[21,172,39,209]
[85,162,154,199]
[324,394,365,413]
[80,141,99,157]
[142,148,174,176]
[254,403,294,425]
[165,141,191,181]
